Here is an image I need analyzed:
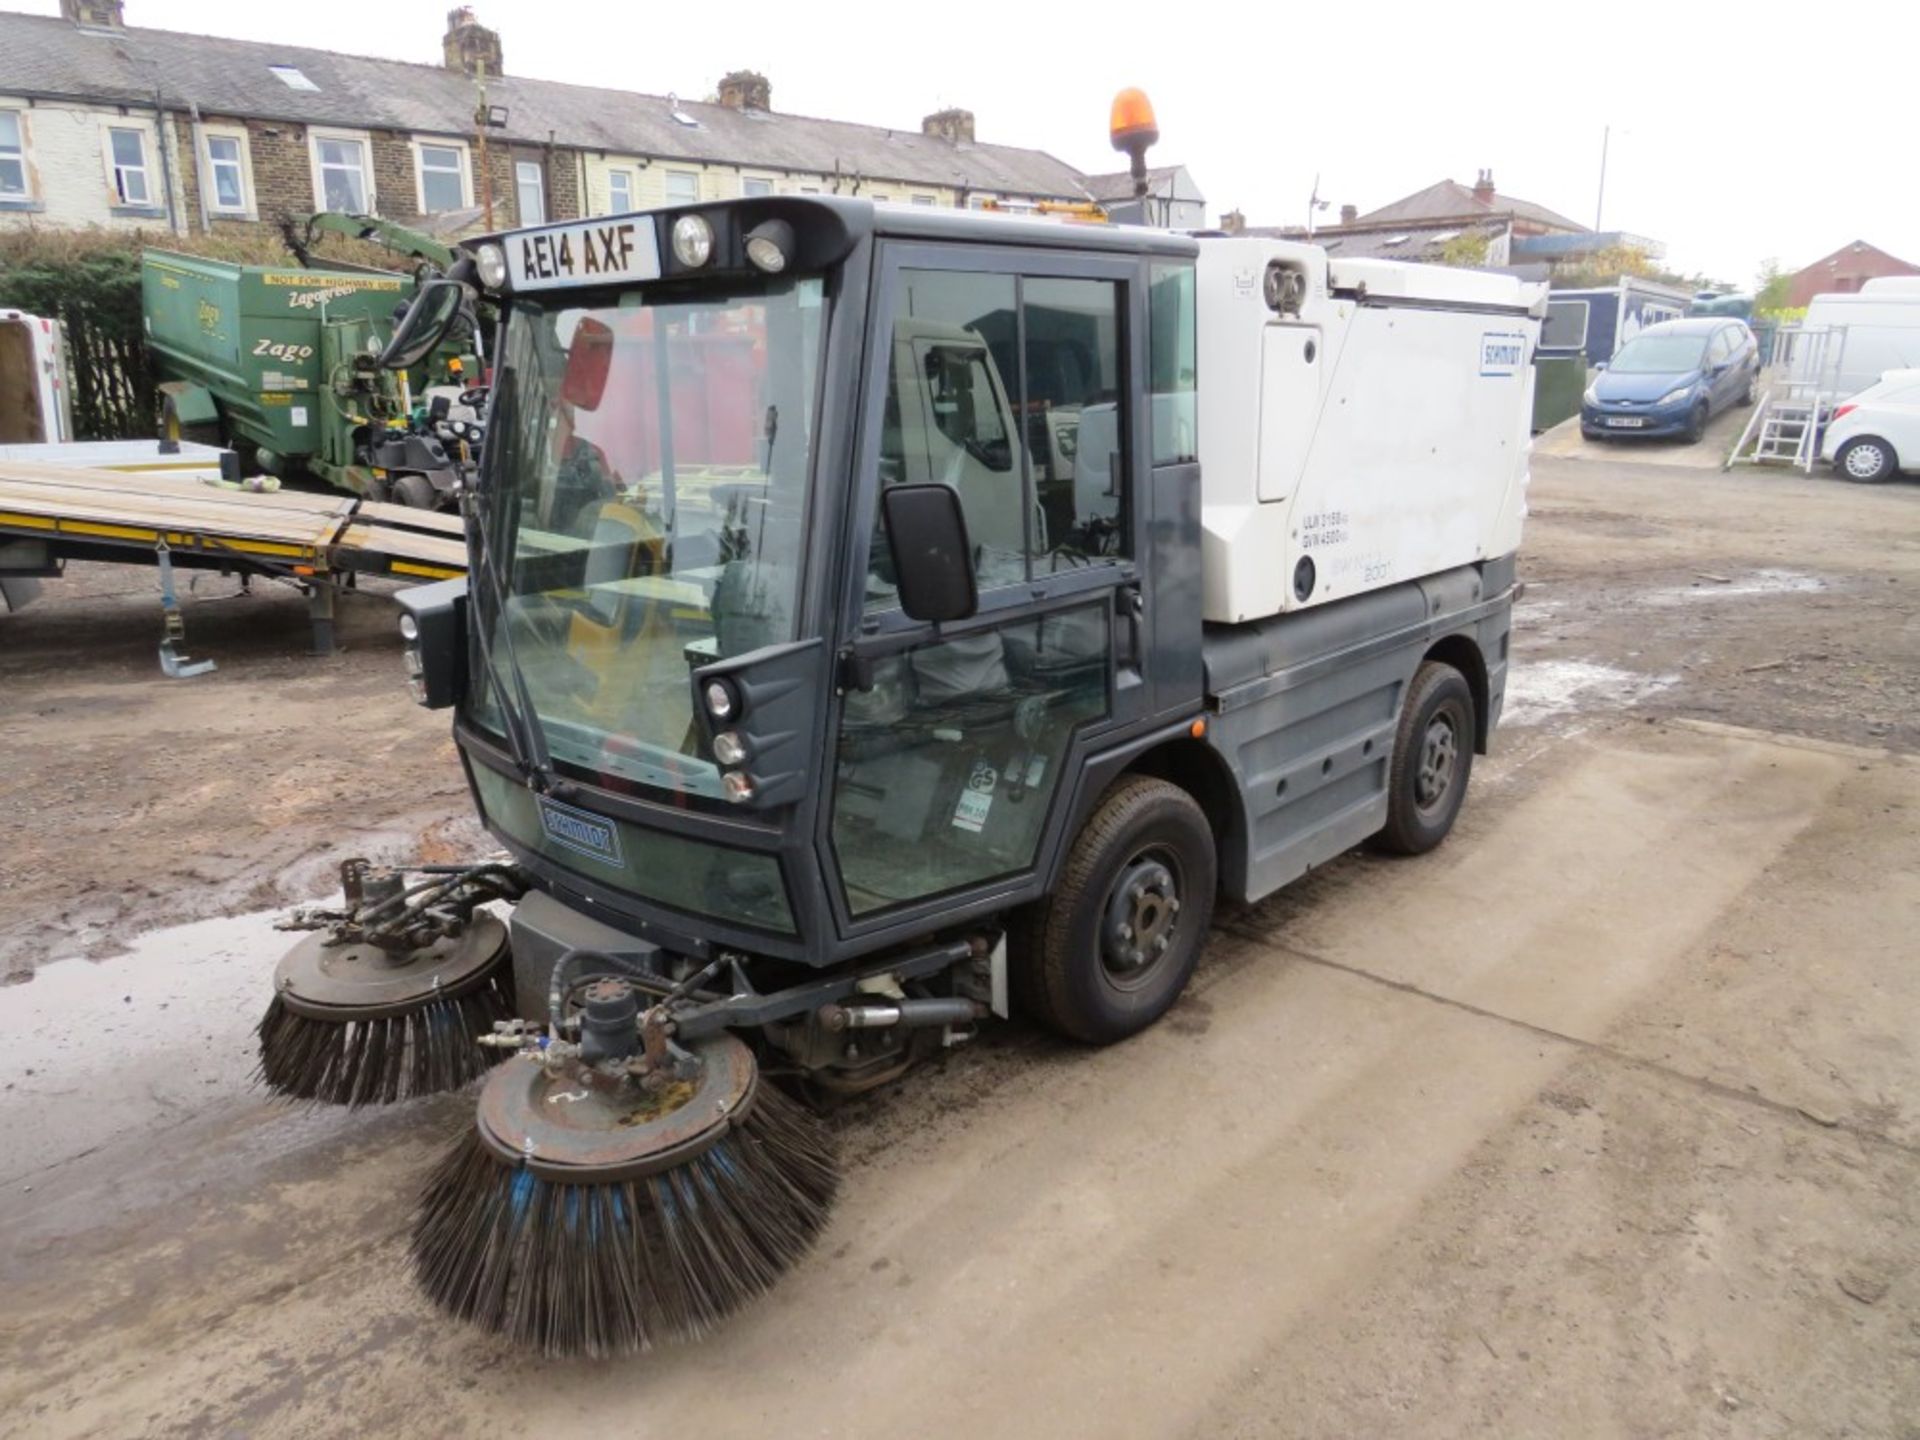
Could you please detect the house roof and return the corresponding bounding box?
[1791,239,1920,276]
[1356,177,1587,234]
[1082,165,1198,203]
[0,10,1090,200]
[1252,217,1508,262]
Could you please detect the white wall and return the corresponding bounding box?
[0,96,186,233]
[578,152,966,217]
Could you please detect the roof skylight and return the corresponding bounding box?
[269,65,319,91]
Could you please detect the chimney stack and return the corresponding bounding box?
[1219,209,1246,236]
[443,7,504,78]
[1339,203,1358,225]
[1472,169,1496,204]
[921,108,976,145]
[717,70,772,111]
[60,0,124,26]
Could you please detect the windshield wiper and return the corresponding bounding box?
[463,373,562,795]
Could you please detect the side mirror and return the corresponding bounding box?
[1593,361,1608,372]
[881,483,976,624]
[380,279,469,371]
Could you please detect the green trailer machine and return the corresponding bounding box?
[141,250,467,506]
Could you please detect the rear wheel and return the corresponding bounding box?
[1373,661,1475,856]
[1015,776,1216,1044]
[1835,436,1898,483]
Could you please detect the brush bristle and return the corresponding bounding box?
[411,1083,838,1358]
[255,972,516,1106]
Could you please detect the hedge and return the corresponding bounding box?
[0,225,408,441]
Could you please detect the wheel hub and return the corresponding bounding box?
[1846,445,1882,478]
[1101,854,1181,979]
[1415,714,1458,811]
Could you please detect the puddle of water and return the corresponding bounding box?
[0,909,291,1186]
[1504,659,1678,728]
[1644,569,1827,607]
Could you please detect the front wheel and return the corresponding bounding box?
[1834,436,1898,483]
[1685,400,1710,443]
[1373,660,1476,856]
[393,472,440,509]
[1015,776,1216,1044]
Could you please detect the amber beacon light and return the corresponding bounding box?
[1108,87,1161,195]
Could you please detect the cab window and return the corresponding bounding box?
[866,266,1128,612]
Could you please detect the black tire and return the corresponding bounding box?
[393,472,440,509]
[1373,661,1475,856]
[1834,436,1898,484]
[1739,370,1758,407]
[1014,776,1216,1045]
[1685,400,1710,443]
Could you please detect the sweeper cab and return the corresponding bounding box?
[260,92,1545,1358]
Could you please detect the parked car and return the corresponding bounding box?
[1581,317,1760,443]
[1820,368,1920,482]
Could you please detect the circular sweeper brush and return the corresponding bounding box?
[256,912,516,1107]
[411,1021,838,1359]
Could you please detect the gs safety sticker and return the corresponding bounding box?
[952,761,998,833]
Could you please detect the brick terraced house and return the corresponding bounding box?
[0,1,1092,238]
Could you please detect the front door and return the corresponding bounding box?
[824,247,1139,929]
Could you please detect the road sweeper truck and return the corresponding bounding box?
[258,100,1544,1357]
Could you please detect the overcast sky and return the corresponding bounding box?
[23,0,1919,287]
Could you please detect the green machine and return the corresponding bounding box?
[141,223,476,507]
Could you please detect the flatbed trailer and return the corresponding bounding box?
[0,457,466,654]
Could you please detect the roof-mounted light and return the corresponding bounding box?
[474,242,508,290]
[672,214,714,268]
[745,218,794,274]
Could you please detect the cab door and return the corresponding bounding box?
[823,245,1141,932]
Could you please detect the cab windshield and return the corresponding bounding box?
[472,277,824,798]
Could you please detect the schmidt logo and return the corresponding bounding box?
[537,797,624,867]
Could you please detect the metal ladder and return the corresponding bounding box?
[1726,324,1848,473]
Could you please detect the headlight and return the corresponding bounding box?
[474,243,508,290]
[399,612,419,642]
[745,218,794,274]
[721,771,756,804]
[1583,385,1599,406]
[1657,385,1696,408]
[671,214,714,268]
[712,731,748,766]
[704,677,738,721]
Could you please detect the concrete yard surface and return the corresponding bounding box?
[0,451,1916,1438]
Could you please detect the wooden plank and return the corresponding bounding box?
[334,522,469,570]
[0,459,353,516]
[353,498,467,536]
[0,485,338,547]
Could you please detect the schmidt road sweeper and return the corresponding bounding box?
[255,96,1544,1357]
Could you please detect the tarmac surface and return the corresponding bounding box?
[0,447,1915,1437]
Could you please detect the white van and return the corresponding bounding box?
[1799,277,1920,400]
[0,310,73,445]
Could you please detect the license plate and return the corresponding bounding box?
[1604,416,1646,428]
[508,217,661,291]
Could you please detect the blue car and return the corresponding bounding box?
[1581,317,1761,442]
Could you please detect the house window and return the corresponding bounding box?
[314,135,370,212]
[607,168,633,214]
[911,194,936,206]
[417,142,468,213]
[108,127,152,207]
[515,160,545,225]
[741,176,773,197]
[0,111,26,198]
[664,169,699,204]
[204,134,248,213]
